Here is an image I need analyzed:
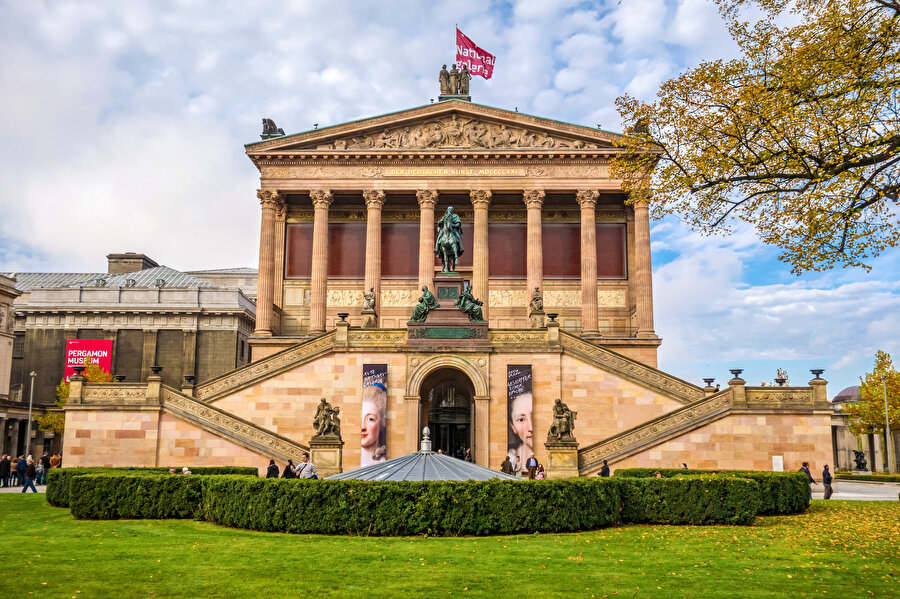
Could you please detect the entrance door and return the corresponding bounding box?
[420,369,475,459]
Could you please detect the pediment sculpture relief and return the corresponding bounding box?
[318,115,601,151]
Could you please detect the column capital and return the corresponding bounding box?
[257,189,283,210]
[576,190,599,208]
[416,189,439,207]
[363,189,386,209]
[310,189,334,208]
[470,189,492,208]
[523,189,546,208]
[631,200,650,213]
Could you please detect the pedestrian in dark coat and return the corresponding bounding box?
[16,457,28,486]
[500,456,514,474]
[266,460,279,478]
[598,460,610,477]
[282,459,297,479]
[799,461,815,499]
[822,465,833,500]
[21,460,38,493]
[0,455,10,488]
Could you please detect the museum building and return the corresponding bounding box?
[60,98,834,476]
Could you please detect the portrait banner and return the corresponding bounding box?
[456,28,495,80]
[507,365,533,472]
[361,364,388,466]
[64,339,113,381]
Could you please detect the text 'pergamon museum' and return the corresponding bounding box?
[31,82,834,477]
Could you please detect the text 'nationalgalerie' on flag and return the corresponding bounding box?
[456,28,495,80]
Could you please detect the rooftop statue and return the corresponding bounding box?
[449,64,460,94]
[458,65,472,95]
[410,285,439,322]
[261,118,285,139]
[439,64,451,95]
[435,206,464,272]
[454,287,485,322]
[547,398,577,442]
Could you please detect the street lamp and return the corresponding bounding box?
[882,374,895,475]
[24,371,36,457]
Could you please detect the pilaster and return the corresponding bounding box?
[309,189,334,334]
[475,395,490,467]
[416,190,439,292]
[577,190,600,336]
[404,395,420,455]
[140,329,158,381]
[470,189,492,321]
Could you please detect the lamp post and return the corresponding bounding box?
[882,374,894,475]
[24,371,36,456]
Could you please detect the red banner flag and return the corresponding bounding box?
[456,28,495,80]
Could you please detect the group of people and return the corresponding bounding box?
[0,451,60,491]
[500,452,545,479]
[265,452,319,480]
[799,461,834,499]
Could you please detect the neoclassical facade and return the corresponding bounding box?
[61,100,834,475]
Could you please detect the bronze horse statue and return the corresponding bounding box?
[436,226,460,272]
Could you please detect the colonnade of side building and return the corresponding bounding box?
[253,188,655,339]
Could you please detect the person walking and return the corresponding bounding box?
[598,460,610,477]
[525,453,538,479]
[294,453,318,479]
[0,455,10,488]
[281,459,297,479]
[21,459,38,493]
[513,455,522,478]
[266,459,279,478]
[822,464,833,500]
[16,456,28,487]
[39,452,51,485]
[49,452,61,469]
[799,462,816,499]
[500,455,514,475]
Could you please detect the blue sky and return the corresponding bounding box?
[0,0,896,396]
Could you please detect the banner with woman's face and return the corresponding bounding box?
[507,365,533,466]
[362,364,388,466]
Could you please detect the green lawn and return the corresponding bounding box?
[0,496,897,598]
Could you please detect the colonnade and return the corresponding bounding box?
[253,189,655,337]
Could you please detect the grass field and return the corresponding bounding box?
[0,495,897,598]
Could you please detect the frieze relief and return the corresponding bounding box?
[262,163,611,180]
[326,289,363,308]
[489,330,547,345]
[314,116,602,151]
[545,290,581,308]
[578,392,733,469]
[82,384,149,404]
[380,289,419,307]
[348,330,407,347]
[489,289,527,307]
[597,289,627,307]
[745,389,814,407]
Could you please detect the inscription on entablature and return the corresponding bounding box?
[261,163,610,180]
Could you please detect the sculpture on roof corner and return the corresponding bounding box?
[261,118,285,140]
[435,206,464,272]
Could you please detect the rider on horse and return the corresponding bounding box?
[434,206,464,272]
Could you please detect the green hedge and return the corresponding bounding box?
[618,476,761,525]
[70,474,209,520]
[201,477,622,536]
[46,466,259,508]
[612,468,809,515]
[835,473,900,483]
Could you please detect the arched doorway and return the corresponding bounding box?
[419,367,475,459]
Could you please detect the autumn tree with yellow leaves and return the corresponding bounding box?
[614,0,900,274]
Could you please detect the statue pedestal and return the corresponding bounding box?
[407,274,488,347]
[438,94,471,103]
[309,437,344,478]
[361,309,377,329]
[545,439,579,479]
[530,310,545,328]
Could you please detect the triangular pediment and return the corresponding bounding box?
[247,101,622,153]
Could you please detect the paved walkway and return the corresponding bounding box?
[0,482,46,493]
[812,480,899,501]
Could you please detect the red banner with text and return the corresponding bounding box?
[456,28,495,79]
[65,339,113,381]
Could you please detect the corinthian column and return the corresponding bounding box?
[470,189,492,321]
[577,190,600,336]
[632,201,656,337]
[308,189,334,334]
[363,190,386,324]
[416,190,439,291]
[523,189,545,312]
[254,189,283,336]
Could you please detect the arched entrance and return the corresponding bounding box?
[419,367,475,459]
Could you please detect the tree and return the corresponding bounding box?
[844,350,900,438]
[35,361,112,435]
[614,0,900,274]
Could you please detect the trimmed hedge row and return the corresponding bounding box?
[46,467,259,508]
[70,474,208,520]
[835,473,900,483]
[612,468,809,515]
[618,476,760,525]
[200,476,623,536]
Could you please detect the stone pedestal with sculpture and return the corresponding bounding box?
[310,397,344,477]
[545,398,579,479]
